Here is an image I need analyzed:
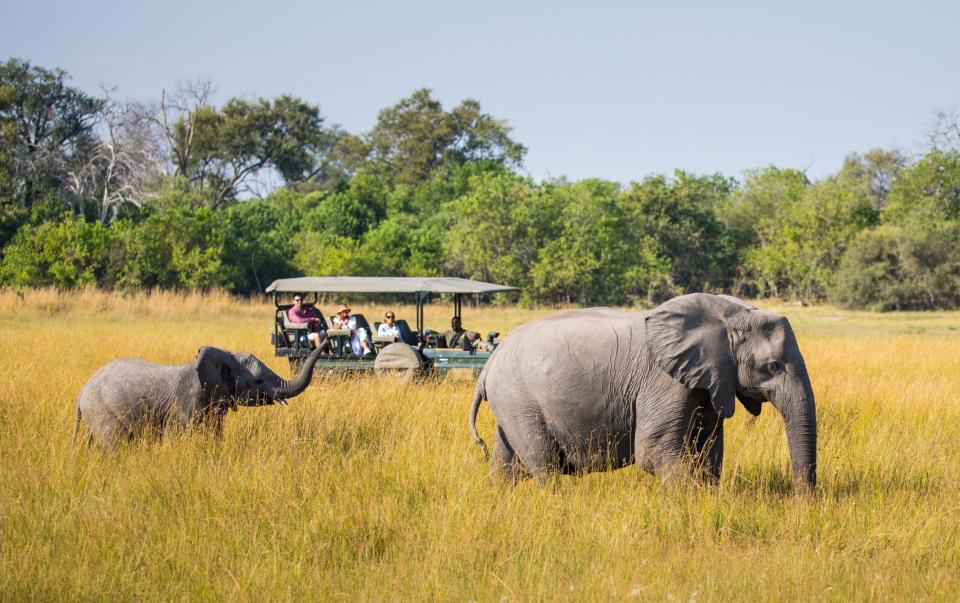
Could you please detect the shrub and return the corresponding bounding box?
[0,215,112,288]
[833,224,960,310]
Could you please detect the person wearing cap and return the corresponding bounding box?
[331,303,374,356]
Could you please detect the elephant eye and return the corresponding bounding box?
[765,361,781,374]
[256,379,265,385]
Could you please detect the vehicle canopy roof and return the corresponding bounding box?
[265,276,518,295]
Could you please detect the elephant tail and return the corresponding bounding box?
[72,406,81,444]
[469,379,489,461]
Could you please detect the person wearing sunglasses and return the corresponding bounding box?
[287,295,330,352]
[377,311,401,339]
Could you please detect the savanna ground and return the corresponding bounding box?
[1,289,959,601]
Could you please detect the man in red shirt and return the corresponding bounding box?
[287,295,330,352]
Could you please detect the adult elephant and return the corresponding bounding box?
[74,346,322,446]
[468,294,817,489]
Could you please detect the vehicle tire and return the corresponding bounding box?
[377,367,417,383]
[373,343,422,382]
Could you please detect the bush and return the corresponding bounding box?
[833,224,960,310]
[0,215,112,288]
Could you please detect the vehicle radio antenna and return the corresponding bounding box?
[251,251,263,294]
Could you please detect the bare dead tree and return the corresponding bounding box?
[156,79,214,178]
[928,107,960,152]
[66,87,171,223]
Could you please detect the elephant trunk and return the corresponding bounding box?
[770,371,817,490]
[272,347,322,399]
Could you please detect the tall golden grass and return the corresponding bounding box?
[1,290,959,600]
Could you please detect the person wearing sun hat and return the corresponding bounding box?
[331,303,374,356]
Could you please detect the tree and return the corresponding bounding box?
[717,167,809,296]
[155,79,214,180]
[622,171,737,299]
[366,89,526,187]
[107,184,230,290]
[0,214,112,288]
[838,148,907,210]
[927,107,960,152]
[0,58,103,212]
[530,179,650,305]
[441,170,547,296]
[741,175,877,299]
[171,94,333,207]
[883,149,960,226]
[834,223,960,310]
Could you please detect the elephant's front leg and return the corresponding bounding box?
[199,406,228,438]
[635,392,719,484]
[687,403,723,483]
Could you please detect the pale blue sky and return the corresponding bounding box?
[3,0,958,183]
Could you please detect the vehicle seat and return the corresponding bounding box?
[423,329,447,349]
[394,319,419,346]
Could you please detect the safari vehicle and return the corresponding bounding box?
[266,276,517,377]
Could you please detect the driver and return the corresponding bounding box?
[443,316,490,351]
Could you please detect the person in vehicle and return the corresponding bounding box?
[332,303,374,356]
[287,295,331,352]
[443,316,490,351]
[378,311,401,339]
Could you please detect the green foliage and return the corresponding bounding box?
[0,215,111,288]
[367,89,525,188]
[883,150,960,225]
[834,223,960,310]
[302,192,375,240]
[5,58,960,312]
[95,185,230,290]
[290,231,360,277]
[624,171,737,299]
[175,95,332,206]
[530,179,638,305]
[721,167,878,300]
[441,170,548,297]
[221,200,299,293]
[355,216,444,277]
[837,148,907,210]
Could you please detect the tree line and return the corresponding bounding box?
[2,57,960,310]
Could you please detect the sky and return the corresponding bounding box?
[3,0,959,184]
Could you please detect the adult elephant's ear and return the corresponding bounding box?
[645,294,738,419]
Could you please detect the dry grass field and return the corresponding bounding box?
[1,289,959,600]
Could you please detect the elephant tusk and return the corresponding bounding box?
[277,399,288,407]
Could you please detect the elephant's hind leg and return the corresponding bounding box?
[490,425,526,485]
[511,418,565,483]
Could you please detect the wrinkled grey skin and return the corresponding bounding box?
[469,294,817,489]
[74,346,321,446]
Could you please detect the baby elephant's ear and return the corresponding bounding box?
[644,294,738,419]
[196,347,231,398]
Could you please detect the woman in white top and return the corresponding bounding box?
[331,303,373,356]
[377,311,401,339]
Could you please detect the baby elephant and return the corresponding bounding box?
[74,346,321,446]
